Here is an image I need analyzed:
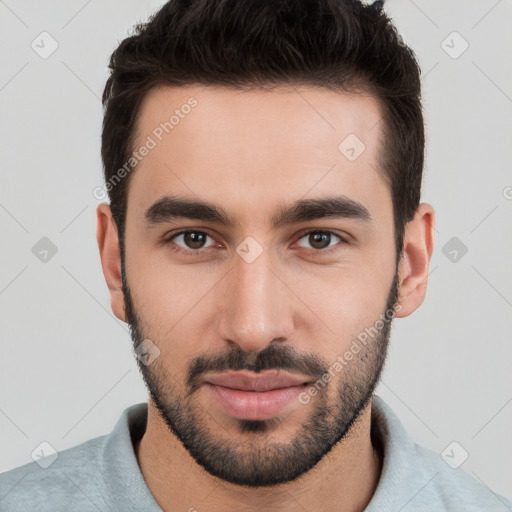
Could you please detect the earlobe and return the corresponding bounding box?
[395,203,435,318]
[96,203,127,322]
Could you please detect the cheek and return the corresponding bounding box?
[291,255,394,324]
[125,250,219,367]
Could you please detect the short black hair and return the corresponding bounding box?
[101,0,424,264]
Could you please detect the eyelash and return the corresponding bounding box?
[163,229,349,256]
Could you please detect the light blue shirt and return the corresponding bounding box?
[1,395,510,511]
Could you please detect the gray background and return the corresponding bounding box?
[1,0,511,501]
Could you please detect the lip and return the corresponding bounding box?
[204,370,311,392]
[203,370,311,420]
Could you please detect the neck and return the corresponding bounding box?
[136,399,382,512]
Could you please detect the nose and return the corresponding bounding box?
[217,248,294,353]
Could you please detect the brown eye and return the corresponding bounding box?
[182,232,208,249]
[168,231,216,252]
[309,232,331,249]
[296,231,345,251]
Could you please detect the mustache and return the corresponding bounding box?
[186,344,329,394]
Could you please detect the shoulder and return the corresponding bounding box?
[369,396,512,512]
[0,435,114,512]
[407,442,512,511]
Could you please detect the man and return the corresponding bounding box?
[1,0,510,510]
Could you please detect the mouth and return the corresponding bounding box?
[203,370,312,421]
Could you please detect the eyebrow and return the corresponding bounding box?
[144,194,371,228]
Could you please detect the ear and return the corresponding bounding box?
[96,203,126,322]
[395,203,435,318]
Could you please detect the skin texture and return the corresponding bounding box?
[96,84,435,511]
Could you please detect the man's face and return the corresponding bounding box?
[121,85,399,487]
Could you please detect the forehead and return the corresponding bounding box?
[127,84,390,228]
